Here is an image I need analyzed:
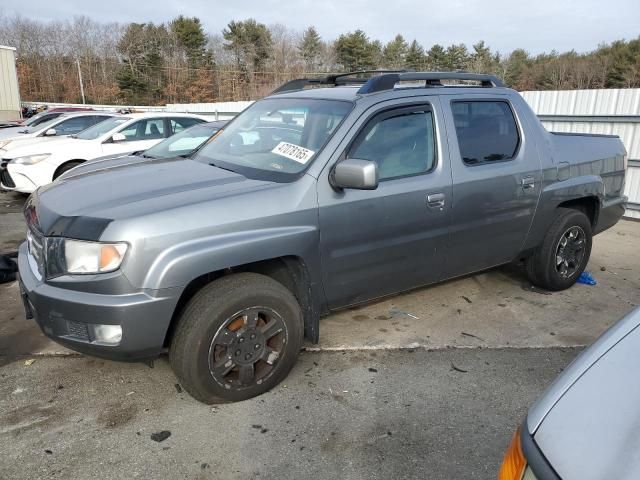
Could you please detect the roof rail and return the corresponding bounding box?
[270,70,408,95]
[358,72,505,94]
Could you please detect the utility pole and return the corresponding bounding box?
[76,58,86,104]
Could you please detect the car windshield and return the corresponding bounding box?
[143,123,221,159]
[75,116,130,140]
[24,113,59,127]
[194,98,353,178]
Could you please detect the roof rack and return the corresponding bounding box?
[270,70,408,95]
[358,72,505,93]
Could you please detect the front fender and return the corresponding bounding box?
[142,225,321,291]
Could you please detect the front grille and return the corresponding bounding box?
[0,160,15,187]
[66,320,90,341]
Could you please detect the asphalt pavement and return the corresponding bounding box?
[0,348,579,480]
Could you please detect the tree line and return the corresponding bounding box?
[0,14,638,105]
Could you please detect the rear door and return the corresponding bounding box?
[443,95,542,278]
[317,97,452,309]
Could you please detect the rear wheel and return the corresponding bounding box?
[170,273,303,403]
[526,208,592,291]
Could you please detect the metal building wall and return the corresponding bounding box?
[521,89,640,219]
[0,46,21,122]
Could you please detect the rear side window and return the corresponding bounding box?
[171,117,204,134]
[348,107,436,181]
[452,101,519,165]
[118,118,165,141]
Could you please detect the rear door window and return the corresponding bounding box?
[451,101,520,165]
[118,118,166,141]
[170,117,204,134]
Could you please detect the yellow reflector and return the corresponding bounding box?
[100,245,122,271]
[498,427,526,480]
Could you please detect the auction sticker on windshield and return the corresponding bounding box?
[271,142,315,164]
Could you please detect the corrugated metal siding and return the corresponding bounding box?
[521,89,640,219]
[0,46,20,121]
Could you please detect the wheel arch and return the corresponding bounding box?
[53,159,86,180]
[163,255,320,348]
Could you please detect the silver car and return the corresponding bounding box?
[499,306,640,480]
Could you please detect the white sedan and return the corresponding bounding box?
[0,112,117,151]
[0,113,209,193]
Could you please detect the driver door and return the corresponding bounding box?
[317,98,452,309]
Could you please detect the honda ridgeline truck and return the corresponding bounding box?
[18,72,628,403]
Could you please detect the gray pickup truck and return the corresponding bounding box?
[18,72,627,403]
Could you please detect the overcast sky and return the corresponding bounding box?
[1,0,638,54]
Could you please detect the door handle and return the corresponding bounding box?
[427,193,445,209]
[521,176,535,190]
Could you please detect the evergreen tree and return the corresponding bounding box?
[405,40,426,70]
[299,26,322,70]
[382,34,408,69]
[335,30,377,71]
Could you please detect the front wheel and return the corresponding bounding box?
[170,273,303,403]
[526,208,593,291]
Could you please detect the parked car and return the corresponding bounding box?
[0,112,116,147]
[57,120,227,181]
[498,306,640,480]
[17,72,627,403]
[1,113,209,193]
[0,110,67,130]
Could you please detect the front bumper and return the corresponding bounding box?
[18,242,182,361]
[1,159,37,193]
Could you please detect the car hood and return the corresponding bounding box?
[1,135,75,156]
[528,306,640,479]
[32,158,275,239]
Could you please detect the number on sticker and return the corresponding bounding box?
[271,142,315,164]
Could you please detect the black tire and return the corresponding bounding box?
[170,272,303,404]
[526,208,592,291]
[53,160,83,180]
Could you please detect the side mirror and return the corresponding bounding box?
[111,132,126,142]
[44,128,57,136]
[332,159,379,190]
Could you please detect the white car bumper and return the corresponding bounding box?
[0,160,55,193]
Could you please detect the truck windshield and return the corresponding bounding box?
[75,117,130,140]
[194,98,353,179]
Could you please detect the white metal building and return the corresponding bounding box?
[521,89,640,219]
[0,45,21,122]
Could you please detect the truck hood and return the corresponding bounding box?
[32,158,275,239]
[56,153,147,180]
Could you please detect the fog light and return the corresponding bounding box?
[90,324,122,345]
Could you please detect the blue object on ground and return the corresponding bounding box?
[577,271,597,285]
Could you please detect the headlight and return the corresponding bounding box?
[45,238,128,277]
[12,153,51,165]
